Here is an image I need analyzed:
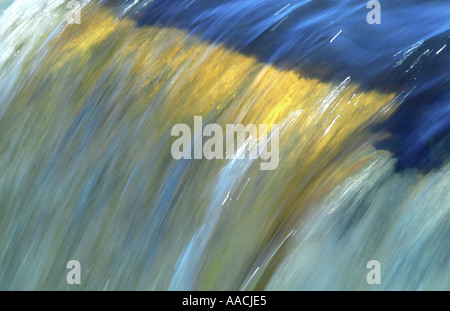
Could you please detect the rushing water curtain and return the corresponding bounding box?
[0,0,448,290]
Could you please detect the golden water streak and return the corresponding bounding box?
[0,3,398,289]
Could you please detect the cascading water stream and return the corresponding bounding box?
[0,0,448,290]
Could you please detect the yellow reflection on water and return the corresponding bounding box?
[1,3,400,290]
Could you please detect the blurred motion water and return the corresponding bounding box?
[0,0,448,290]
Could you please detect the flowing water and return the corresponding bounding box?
[0,0,448,290]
